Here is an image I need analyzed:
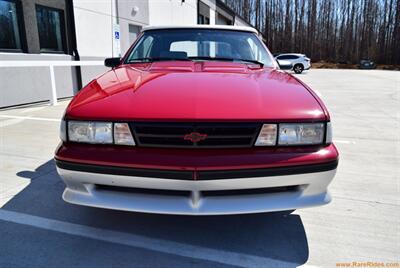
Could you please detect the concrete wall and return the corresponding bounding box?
[73,1,113,58]
[200,0,216,24]
[0,0,78,108]
[0,8,113,107]
[118,0,149,55]
[148,0,197,25]
[72,1,145,86]
[72,1,115,90]
[73,0,149,57]
[80,56,109,86]
[0,53,77,107]
[0,0,111,108]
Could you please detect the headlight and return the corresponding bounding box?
[278,123,324,145]
[255,124,277,146]
[255,122,327,146]
[68,121,112,144]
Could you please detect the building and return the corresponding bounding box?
[0,0,253,108]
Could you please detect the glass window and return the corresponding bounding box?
[0,0,22,50]
[130,35,154,59]
[278,55,298,60]
[125,29,274,67]
[198,14,210,24]
[36,5,65,53]
[170,41,198,57]
[198,1,210,25]
[247,37,270,64]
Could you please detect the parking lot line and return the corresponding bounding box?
[0,115,61,122]
[0,209,306,268]
[0,118,25,128]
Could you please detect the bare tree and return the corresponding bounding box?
[226,0,399,64]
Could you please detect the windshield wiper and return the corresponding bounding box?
[188,56,234,62]
[236,59,264,67]
[128,56,264,67]
[188,56,263,67]
[127,57,191,63]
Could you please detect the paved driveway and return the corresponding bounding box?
[0,69,399,267]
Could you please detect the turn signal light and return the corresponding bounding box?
[114,123,136,146]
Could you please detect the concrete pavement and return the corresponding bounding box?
[0,69,399,267]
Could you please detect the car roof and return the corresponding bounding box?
[142,25,259,34]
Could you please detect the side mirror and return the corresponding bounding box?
[277,60,293,70]
[104,57,121,68]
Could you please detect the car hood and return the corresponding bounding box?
[66,61,327,121]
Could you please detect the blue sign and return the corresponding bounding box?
[114,31,120,40]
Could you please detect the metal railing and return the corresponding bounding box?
[0,60,104,106]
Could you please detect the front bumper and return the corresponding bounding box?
[56,160,338,215]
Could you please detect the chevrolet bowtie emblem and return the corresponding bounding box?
[184,132,208,143]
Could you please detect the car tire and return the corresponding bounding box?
[293,64,304,74]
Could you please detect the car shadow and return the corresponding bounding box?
[4,159,309,266]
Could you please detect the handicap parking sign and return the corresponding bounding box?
[115,31,120,40]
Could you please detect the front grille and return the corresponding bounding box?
[95,185,299,197]
[202,186,299,197]
[95,185,191,197]
[131,122,261,148]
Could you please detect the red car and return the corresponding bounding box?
[55,26,338,215]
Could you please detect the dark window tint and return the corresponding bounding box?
[36,5,65,53]
[278,55,298,60]
[0,0,22,50]
[198,14,210,24]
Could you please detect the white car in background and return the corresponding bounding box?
[275,53,311,74]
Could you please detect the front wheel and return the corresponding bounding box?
[293,64,304,74]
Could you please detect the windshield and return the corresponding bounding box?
[124,29,274,67]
